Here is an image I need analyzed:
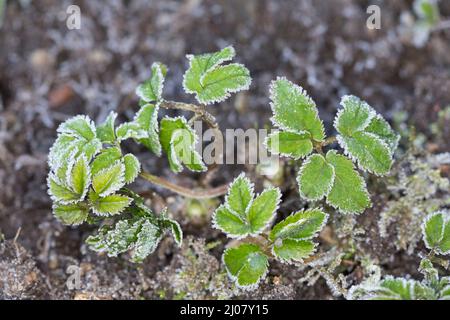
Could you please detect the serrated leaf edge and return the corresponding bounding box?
[269,76,325,140]
[297,154,336,201]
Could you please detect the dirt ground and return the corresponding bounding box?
[0,0,449,299]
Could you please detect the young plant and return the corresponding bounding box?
[213,174,328,290]
[47,46,251,262]
[265,77,399,214]
[348,211,450,300]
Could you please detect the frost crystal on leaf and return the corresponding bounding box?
[212,174,280,238]
[135,62,167,103]
[334,95,399,175]
[182,46,251,104]
[223,243,269,290]
[269,77,325,142]
[269,208,328,263]
[160,117,206,173]
[422,211,450,255]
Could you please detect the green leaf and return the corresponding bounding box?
[335,95,397,175]
[213,174,281,238]
[247,187,281,234]
[160,215,183,247]
[422,212,444,250]
[116,122,147,141]
[135,62,167,103]
[365,115,400,153]
[269,209,327,263]
[57,115,97,141]
[422,211,450,255]
[131,220,162,263]
[269,208,328,242]
[123,154,141,184]
[297,154,335,201]
[350,276,436,300]
[53,203,89,226]
[334,95,375,136]
[223,243,269,290]
[92,161,125,197]
[69,155,90,198]
[134,104,161,156]
[225,173,254,216]
[270,77,325,141]
[183,46,251,104]
[86,216,163,262]
[272,239,315,263]
[90,193,132,216]
[96,111,117,143]
[183,46,235,95]
[265,131,313,159]
[47,175,82,204]
[338,132,392,175]
[195,63,251,104]
[90,147,122,176]
[212,205,250,238]
[325,150,371,214]
[160,117,205,173]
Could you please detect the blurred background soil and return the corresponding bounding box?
[0,0,449,299]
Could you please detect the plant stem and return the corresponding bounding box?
[313,136,337,154]
[139,172,228,199]
[160,100,219,130]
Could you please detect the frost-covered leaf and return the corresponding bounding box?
[136,62,167,103]
[96,111,117,143]
[92,161,125,197]
[183,46,251,104]
[422,211,450,255]
[365,115,400,153]
[297,154,335,201]
[325,150,371,214]
[131,219,162,263]
[247,187,281,234]
[194,64,251,104]
[213,174,280,238]
[272,239,315,263]
[269,209,327,242]
[349,276,436,300]
[134,104,161,156]
[223,243,269,290]
[89,192,132,216]
[270,77,325,141]
[123,153,141,184]
[86,216,162,262]
[423,212,444,249]
[338,132,392,176]
[269,208,327,263]
[57,115,97,141]
[47,175,82,204]
[335,95,398,175]
[69,155,90,199]
[213,205,250,238]
[90,147,122,176]
[160,216,183,247]
[265,131,313,159]
[116,122,147,141]
[225,173,254,216]
[160,117,205,173]
[53,202,89,226]
[414,0,440,25]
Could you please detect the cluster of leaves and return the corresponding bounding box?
[47,113,181,261]
[349,211,450,300]
[212,174,328,289]
[265,77,399,214]
[47,46,251,261]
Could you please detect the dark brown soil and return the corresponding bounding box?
[0,0,449,299]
